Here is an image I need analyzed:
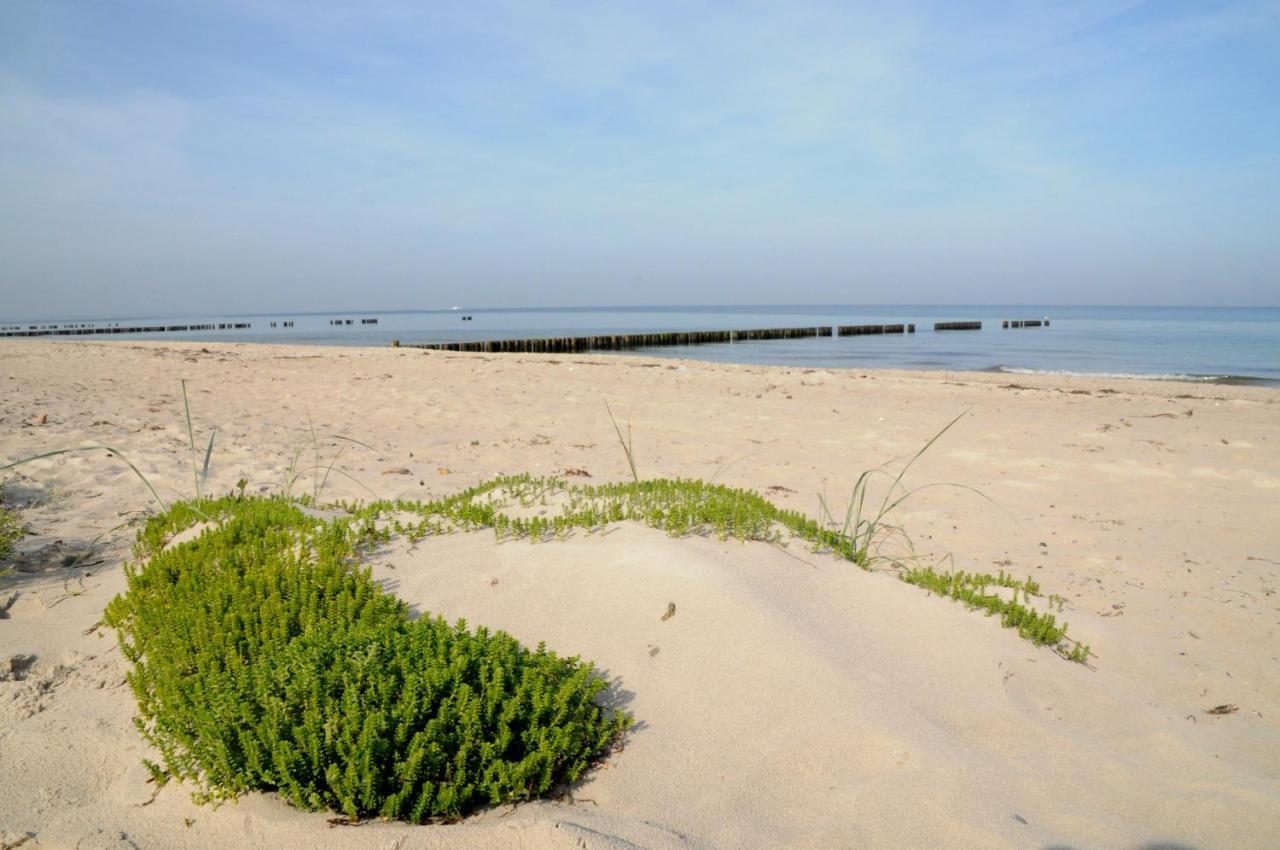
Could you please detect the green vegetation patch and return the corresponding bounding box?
[901,566,1091,662]
[346,474,854,556]
[104,495,630,823]
[95,467,1091,821]
[0,486,23,567]
[339,474,1090,662]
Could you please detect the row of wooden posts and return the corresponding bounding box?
[0,316,1045,344]
[1,316,383,337]
[397,320,1048,354]
[400,326,833,353]
[838,323,915,335]
[0,322,251,338]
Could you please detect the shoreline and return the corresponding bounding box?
[2,338,1278,848]
[4,303,1277,387]
[5,337,1280,396]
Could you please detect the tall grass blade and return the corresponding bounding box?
[604,400,639,483]
[181,379,201,501]
[814,411,1007,569]
[308,408,320,503]
[200,430,217,495]
[298,464,379,499]
[875,410,968,516]
[1,446,167,512]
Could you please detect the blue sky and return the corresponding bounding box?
[2,0,1278,317]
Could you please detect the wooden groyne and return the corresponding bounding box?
[403,326,832,354]
[1002,319,1049,328]
[837,323,915,336]
[0,322,251,338]
[934,321,982,331]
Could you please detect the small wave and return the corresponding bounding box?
[990,366,1274,386]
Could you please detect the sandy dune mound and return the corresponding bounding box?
[3,524,1272,850]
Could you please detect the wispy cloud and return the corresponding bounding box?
[1,0,1277,315]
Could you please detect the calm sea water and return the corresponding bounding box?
[11,305,1280,385]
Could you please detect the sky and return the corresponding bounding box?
[1,1,1278,318]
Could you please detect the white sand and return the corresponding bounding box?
[1,340,1278,849]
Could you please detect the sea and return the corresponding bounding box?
[6,305,1279,386]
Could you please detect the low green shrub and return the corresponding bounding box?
[346,473,862,559]
[341,474,1089,661]
[901,565,1090,661]
[105,496,630,822]
[70,447,1089,831]
[0,486,23,567]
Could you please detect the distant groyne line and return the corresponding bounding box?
[0,322,252,338]
[837,323,915,335]
[399,326,832,354]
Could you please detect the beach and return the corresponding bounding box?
[1,338,1278,849]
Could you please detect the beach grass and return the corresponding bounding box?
[816,411,1003,569]
[604,400,639,483]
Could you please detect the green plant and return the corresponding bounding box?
[341,473,1088,661]
[2,381,372,516]
[816,412,1000,568]
[2,380,376,580]
[580,405,1087,661]
[279,409,375,504]
[0,486,24,572]
[106,495,630,823]
[2,380,229,516]
[900,564,1089,662]
[1,444,168,511]
[604,400,639,483]
[181,379,216,502]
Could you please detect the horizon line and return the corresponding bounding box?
[4,303,1277,324]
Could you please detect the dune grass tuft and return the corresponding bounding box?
[816,411,1005,569]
